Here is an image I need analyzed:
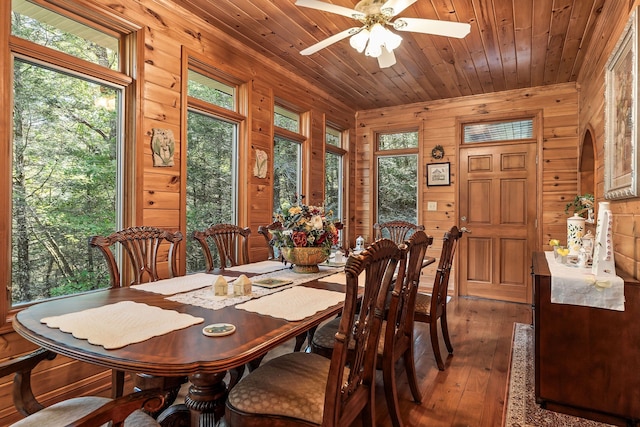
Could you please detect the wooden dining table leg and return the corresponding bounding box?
[185,371,229,426]
[133,373,187,418]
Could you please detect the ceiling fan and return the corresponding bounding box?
[295,0,471,68]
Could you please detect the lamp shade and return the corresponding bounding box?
[366,23,386,57]
[349,28,370,53]
[384,30,402,51]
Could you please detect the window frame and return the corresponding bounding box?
[325,124,347,224]
[373,128,420,226]
[273,102,306,209]
[182,49,248,275]
[1,0,142,330]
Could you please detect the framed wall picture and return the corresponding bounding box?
[604,7,639,199]
[426,162,450,186]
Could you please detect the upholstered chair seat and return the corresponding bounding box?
[414,292,432,314]
[11,396,159,427]
[227,352,331,424]
[2,347,165,427]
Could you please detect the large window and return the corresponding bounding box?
[186,69,240,273]
[9,1,132,306]
[376,131,419,224]
[325,125,345,224]
[273,105,303,210]
[273,136,302,208]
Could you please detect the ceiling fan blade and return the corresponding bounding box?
[377,48,397,68]
[295,0,364,20]
[300,27,361,55]
[393,17,471,38]
[381,0,417,17]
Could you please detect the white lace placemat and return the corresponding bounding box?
[545,252,625,311]
[234,286,345,321]
[167,266,341,310]
[223,260,289,274]
[41,301,204,350]
[130,273,232,295]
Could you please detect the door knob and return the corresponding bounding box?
[460,216,467,222]
[460,227,471,234]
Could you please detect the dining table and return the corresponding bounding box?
[12,260,351,427]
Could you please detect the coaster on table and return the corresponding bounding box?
[202,323,236,337]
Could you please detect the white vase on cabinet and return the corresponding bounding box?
[567,214,586,256]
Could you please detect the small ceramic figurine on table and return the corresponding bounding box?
[214,276,228,296]
[233,274,252,296]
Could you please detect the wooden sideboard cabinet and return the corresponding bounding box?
[532,252,640,426]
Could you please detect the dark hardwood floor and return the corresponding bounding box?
[202,296,532,427]
[364,296,530,427]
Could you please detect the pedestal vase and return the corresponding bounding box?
[281,247,329,273]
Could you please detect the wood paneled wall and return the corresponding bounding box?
[1,0,355,422]
[355,83,580,288]
[578,0,640,279]
[2,0,638,422]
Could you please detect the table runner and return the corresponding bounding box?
[130,273,232,295]
[167,265,342,310]
[234,286,345,321]
[545,252,624,311]
[41,301,204,349]
[223,260,289,274]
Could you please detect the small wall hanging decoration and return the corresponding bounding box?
[426,162,451,186]
[254,149,268,178]
[431,145,445,159]
[151,128,175,167]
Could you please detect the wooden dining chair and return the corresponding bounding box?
[379,230,432,427]
[414,225,463,370]
[192,223,251,271]
[1,347,165,427]
[88,226,183,288]
[373,220,425,244]
[310,231,433,427]
[225,238,406,427]
[88,226,184,398]
[257,221,282,260]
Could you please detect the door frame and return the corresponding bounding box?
[454,111,543,301]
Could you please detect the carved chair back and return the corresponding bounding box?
[257,221,282,260]
[323,238,406,426]
[377,230,433,425]
[373,220,425,245]
[430,225,462,321]
[192,223,251,271]
[88,226,183,288]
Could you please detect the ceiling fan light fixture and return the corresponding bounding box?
[296,0,469,68]
[350,28,370,53]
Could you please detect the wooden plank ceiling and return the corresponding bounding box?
[169,0,605,111]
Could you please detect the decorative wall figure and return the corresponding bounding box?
[151,128,175,167]
[254,149,268,178]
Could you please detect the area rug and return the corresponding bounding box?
[502,323,614,427]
